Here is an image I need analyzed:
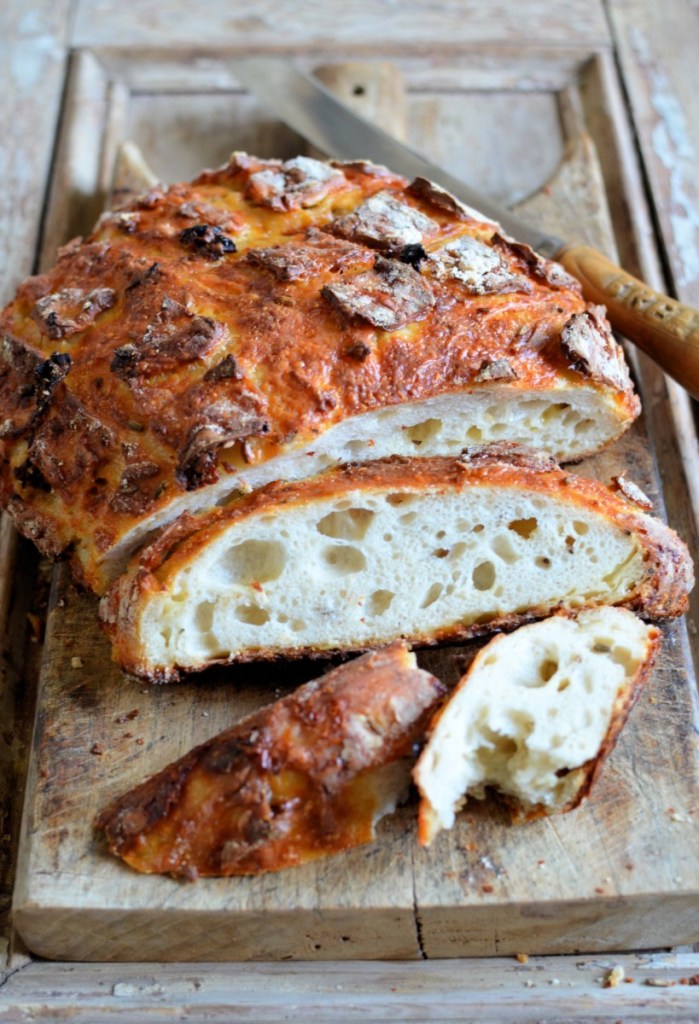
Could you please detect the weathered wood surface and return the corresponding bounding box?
[70,0,611,49]
[0,0,71,968]
[3,950,699,1022]
[608,0,699,310]
[10,53,699,964]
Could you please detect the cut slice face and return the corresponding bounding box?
[413,608,661,844]
[101,447,693,681]
[97,642,444,878]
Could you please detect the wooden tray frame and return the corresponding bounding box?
[2,16,699,1014]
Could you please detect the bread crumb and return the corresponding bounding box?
[549,978,560,986]
[481,883,494,893]
[524,980,536,988]
[516,953,529,964]
[604,965,625,988]
[595,886,605,894]
[71,656,84,669]
[90,742,103,755]
[645,977,675,987]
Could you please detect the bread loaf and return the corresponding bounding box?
[0,153,639,593]
[101,446,692,682]
[97,642,444,877]
[413,608,661,843]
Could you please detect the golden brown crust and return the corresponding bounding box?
[0,154,639,592]
[101,447,693,682]
[97,642,445,877]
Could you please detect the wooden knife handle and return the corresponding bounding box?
[558,243,699,399]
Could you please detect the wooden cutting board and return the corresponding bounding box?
[12,57,699,962]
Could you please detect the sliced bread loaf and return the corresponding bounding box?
[0,154,638,592]
[101,446,692,681]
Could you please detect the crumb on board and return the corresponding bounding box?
[90,742,103,756]
[604,965,625,988]
[71,656,83,669]
[115,709,140,723]
[516,952,529,964]
[645,977,676,987]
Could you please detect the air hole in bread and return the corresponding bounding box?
[433,548,449,558]
[542,402,571,423]
[344,440,369,456]
[405,418,443,446]
[421,582,443,608]
[234,604,270,626]
[321,544,367,575]
[491,534,519,564]
[556,677,571,692]
[218,539,286,586]
[367,589,394,615]
[386,492,415,507]
[316,507,375,541]
[573,521,590,536]
[466,426,483,441]
[535,556,552,570]
[508,517,538,539]
[195,601,215,633]
[472,561,496,590]
[575,419,595,434]
[539,659,558,684]
[400,511,417,524]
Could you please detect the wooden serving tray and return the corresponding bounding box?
[11,52,699,962]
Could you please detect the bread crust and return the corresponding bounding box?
[101,446,693,681]
[0,154,639,592]
[97,642,445,877]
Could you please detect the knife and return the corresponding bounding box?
[236,58,699,399]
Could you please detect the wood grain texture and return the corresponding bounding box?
[10,53,699,963]
[608,0,699,309]
[70,0,611,49]
[3,950,699,1021]
[0,0,71,968]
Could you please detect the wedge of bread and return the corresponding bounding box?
[97,642,444,878]
[413,608,661,844]
[101,445,692,682]
[0,153,639,593]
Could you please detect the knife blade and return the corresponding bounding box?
[235,58,699,399]
[234,58,564,258]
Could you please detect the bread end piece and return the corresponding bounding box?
[413,608,661,846]
[98,641,445,877]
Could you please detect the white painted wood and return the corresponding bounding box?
[71,0,611,49]
[608,0,699,307]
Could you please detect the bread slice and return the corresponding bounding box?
[97,642,444,878]
[0,153,639,593]
[101,445,692,682]
[413,608,661,844]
